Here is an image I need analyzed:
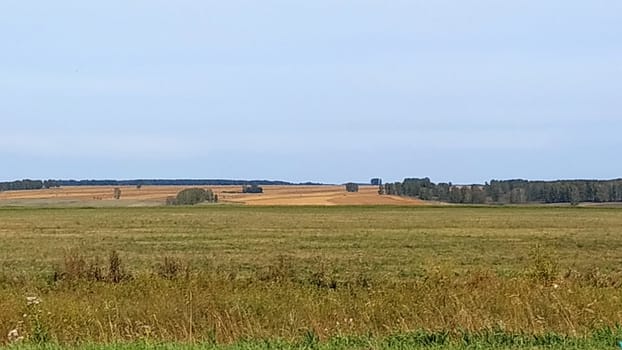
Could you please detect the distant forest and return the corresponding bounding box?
[384,178,622,204]
[4,178,622,205]
[0,179,301,192]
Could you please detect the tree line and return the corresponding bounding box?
[0,179,52,191]
[384,178,622,204]
[46,179,294,186]
[0,179,302,192]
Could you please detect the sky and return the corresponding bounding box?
[1,1,621,184]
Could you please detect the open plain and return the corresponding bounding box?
[1,204,622,348]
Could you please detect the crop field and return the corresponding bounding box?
[2,205,622,349]
[0,185,423,207]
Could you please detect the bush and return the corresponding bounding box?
[242,184,263,193]
[345,183,359,192]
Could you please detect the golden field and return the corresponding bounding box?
[0,185,424,206]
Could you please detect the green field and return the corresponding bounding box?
[2,206,622,348]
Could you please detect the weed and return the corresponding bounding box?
[54,250,104,282]
[22,296,50,344]
[528,244,558,282]
[155,256,188,280]
[306,261,338,290]
[53,250,129,284]
[257,255,293,283]
[299,329,320,350]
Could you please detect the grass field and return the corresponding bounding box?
[2,205,622,348]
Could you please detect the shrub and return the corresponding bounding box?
[345,183,359,192]
[242,184,263,193]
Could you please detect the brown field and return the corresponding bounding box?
[0,185,424,206]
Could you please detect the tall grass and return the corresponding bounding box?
[2,251,622,345]
[2,206,622,347]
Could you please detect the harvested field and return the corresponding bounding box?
[223,185,424,206]
[0,185,424,206]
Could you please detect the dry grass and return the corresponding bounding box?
[2,270,621,345]
[1,206,622,346]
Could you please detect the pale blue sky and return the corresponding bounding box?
[1,1,621,184]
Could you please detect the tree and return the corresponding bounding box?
[471,185,487,204]
[569,187,581,206]
[449,187,463,203]
[345,183,359,192]
[509,188,527,204]
[460,187,472,204]
[113,188,122,200]
[43,180,60,189]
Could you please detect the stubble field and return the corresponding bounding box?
[0,185,423,207]
[1,205,622,349]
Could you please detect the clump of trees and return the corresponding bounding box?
[242,184,263,194]
[383,178,622,205]
[0,179,44,192]
[345,183,359,192]
[166,188,218,205]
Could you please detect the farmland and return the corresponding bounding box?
[0,185,423,207]
[1,205,622,348]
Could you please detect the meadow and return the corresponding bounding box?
[2,205,622,348]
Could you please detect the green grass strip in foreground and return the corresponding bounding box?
[5,329,622,350]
